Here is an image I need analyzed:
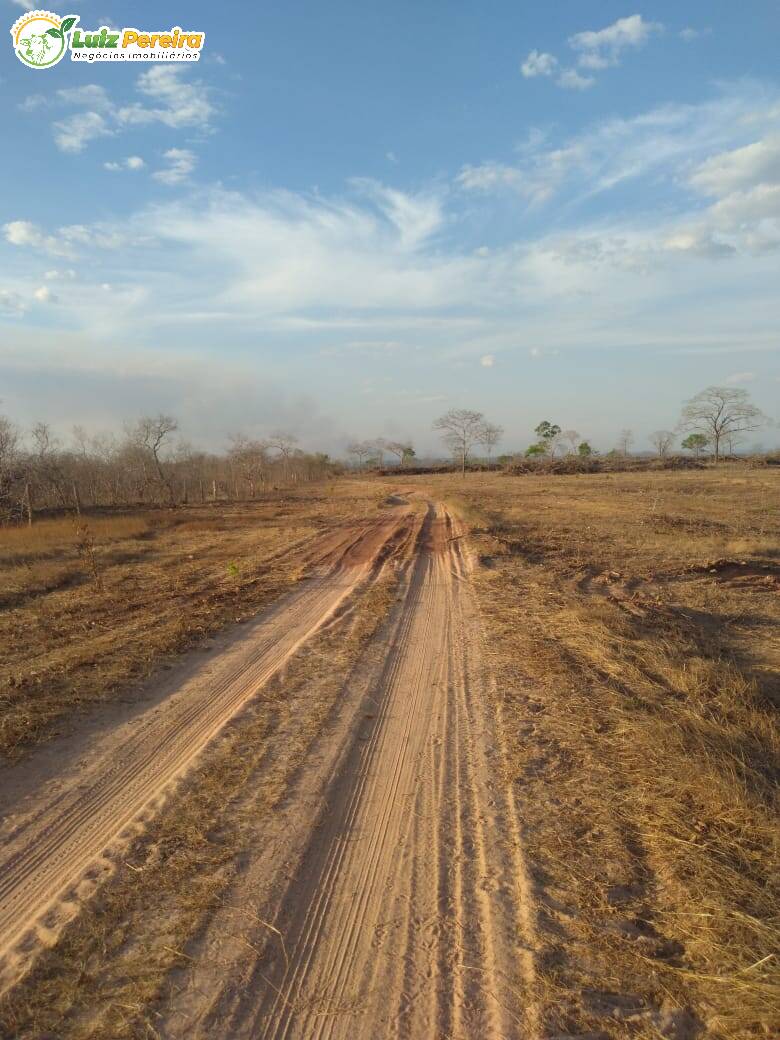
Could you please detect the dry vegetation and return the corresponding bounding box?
[0,558,399,1040]
[425,466,779,1038]
[0,482,383,757]
[0,468,777,1038]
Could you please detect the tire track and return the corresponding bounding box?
[196,503,539,1040]
[0,508,418,995]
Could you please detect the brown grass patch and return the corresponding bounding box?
[0,568,398,1039]
[424,467,779,1039]
[0,482,385,757]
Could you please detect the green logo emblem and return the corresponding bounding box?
[11,11,78,69]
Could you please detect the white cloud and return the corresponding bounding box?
[11,0,34,9]
[49,69,215,154]
[57,85,113,112]
[44,269,76,280]
[521,50,558,78]
[117,67,215,130]
[459,84,780,214]
[569,14,663,70]
[4,219,127,259]
[690,135,780,196]
[152,148,197,186]
[480,354,495,367]
[54,111,112,154]
[4,221,75,258]
[104,155,147,172]
[557,68,595,91]
[352,179,444,249]
[33,286,57,304]
[724,371,756,384]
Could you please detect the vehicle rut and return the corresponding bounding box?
[0,507,420,994]
[171,504,539,1040]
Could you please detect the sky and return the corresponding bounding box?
[1,1,779,456]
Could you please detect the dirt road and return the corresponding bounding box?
[0,500,538,1037]
[163,504,538,1039]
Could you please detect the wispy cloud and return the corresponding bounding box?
[49,68,216,154]
[152,148,197,185]
[104,155,146,172]
[569,14,663,70]
[521,13,663,90]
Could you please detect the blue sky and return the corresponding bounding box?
[2,1,779,454]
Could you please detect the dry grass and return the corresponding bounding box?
[421,467,779,1039]
[0,515,150,561]
[0,569,399,1039]
[0,482,384,757]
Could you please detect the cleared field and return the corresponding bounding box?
[0,483,385,755]
[424,466,779,1038]
[0,470,777,1040]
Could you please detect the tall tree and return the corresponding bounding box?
[135,414,179,505]
[616,428,634,456]
[679,386,767,463]
[534,421,562,456]
[478,422,504,462]
[433,409,486,476]
[385,440,414,467]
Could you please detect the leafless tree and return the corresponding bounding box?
[346,440,373,469]
[433,409,486,476]
[228,434,268,498]
[478,422,504,462]
[266,431,298,482]
[134,414,179,505]
[679,386,767,463]
[562,429,581,455]
[650,430,675,457]
[616,428,634,456]
[0,415,19,517]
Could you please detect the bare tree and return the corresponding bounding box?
[135,414,179,505]
[0,414,19,517]
[433,409,486,476]
[266,431,299,483]
[478,422,504,463]
[616,428,634,456]
[346,440,373,469]
[228,434,267,497]
[679,386,767,463]
[650,430,675,457]
[562,429,581,455]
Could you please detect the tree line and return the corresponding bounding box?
[0,414,337,524]
[429,386,770,472]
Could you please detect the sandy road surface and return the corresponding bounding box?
[0,506,422,993]
[163,504,538,1040]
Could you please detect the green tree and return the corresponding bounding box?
[681,433,710,457]
[525,443,547,457]
[577,441,593,457]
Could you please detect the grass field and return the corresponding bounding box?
[0,468,777,1038]
[0,483,385,756]
[422,466,779,1038]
